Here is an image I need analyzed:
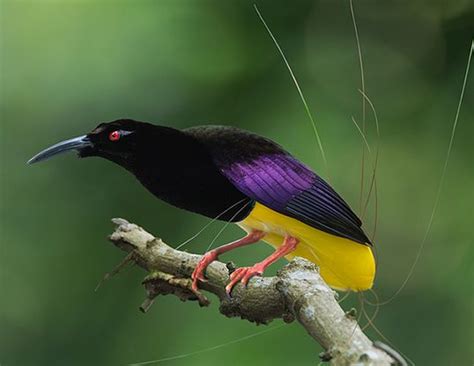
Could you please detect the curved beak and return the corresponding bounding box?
[27,135,93,164]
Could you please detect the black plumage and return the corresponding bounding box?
[29,119,370,245]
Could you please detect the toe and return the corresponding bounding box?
[226,268,247,295]
[225,278,239,295]
[192,251,218,286]
[242,269,262,286]
[191,279,200,294]
[229,267,245,281]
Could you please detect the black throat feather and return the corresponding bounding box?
[126,125,253,222]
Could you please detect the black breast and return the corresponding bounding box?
[131,125,253,222]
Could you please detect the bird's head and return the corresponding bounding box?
[28,119,149,168]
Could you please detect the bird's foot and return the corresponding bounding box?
[191,250,218,293]
[225,263,265,296]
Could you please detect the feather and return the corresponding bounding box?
[185,125,370,245]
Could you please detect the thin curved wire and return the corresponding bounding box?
[373,40,473,306]
[350,0,367,214]
[128,324,284,366]
[254,4,329,180]
[205,200,253,251]
[175,198,248,250]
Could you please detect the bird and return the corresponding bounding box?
[28,119,376,294]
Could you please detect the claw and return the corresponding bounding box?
[191,250,218,293]
[225,235,299,296]
[189,230,266,294]
[225,264,264,295]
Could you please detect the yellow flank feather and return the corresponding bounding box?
[238,202,376,291]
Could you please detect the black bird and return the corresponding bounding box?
[29,119,375,294]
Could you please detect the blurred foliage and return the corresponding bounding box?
[1,1,473,365]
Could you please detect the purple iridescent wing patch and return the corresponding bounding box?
[222,154,370,245]
[184,125,370,245]
[224,154,315,210]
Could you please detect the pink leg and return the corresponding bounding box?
[191,230,265,293]
[225,235,299,295]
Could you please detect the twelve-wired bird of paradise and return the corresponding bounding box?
[28,120,375,294]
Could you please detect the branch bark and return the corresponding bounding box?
[105,218,403,366]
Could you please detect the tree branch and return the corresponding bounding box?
[106,218,403,366]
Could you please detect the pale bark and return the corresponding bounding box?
[105,218,403,366]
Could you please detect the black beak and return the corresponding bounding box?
[27,135,93,164]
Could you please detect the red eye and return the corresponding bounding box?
[109,130,120,141]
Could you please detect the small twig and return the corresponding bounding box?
[139,297,155,313]
[94,251,135,292]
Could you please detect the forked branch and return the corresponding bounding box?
[106,218,402,366]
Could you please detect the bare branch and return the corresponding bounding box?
[107,218,401,366]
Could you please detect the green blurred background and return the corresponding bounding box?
[1,1,473,365]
